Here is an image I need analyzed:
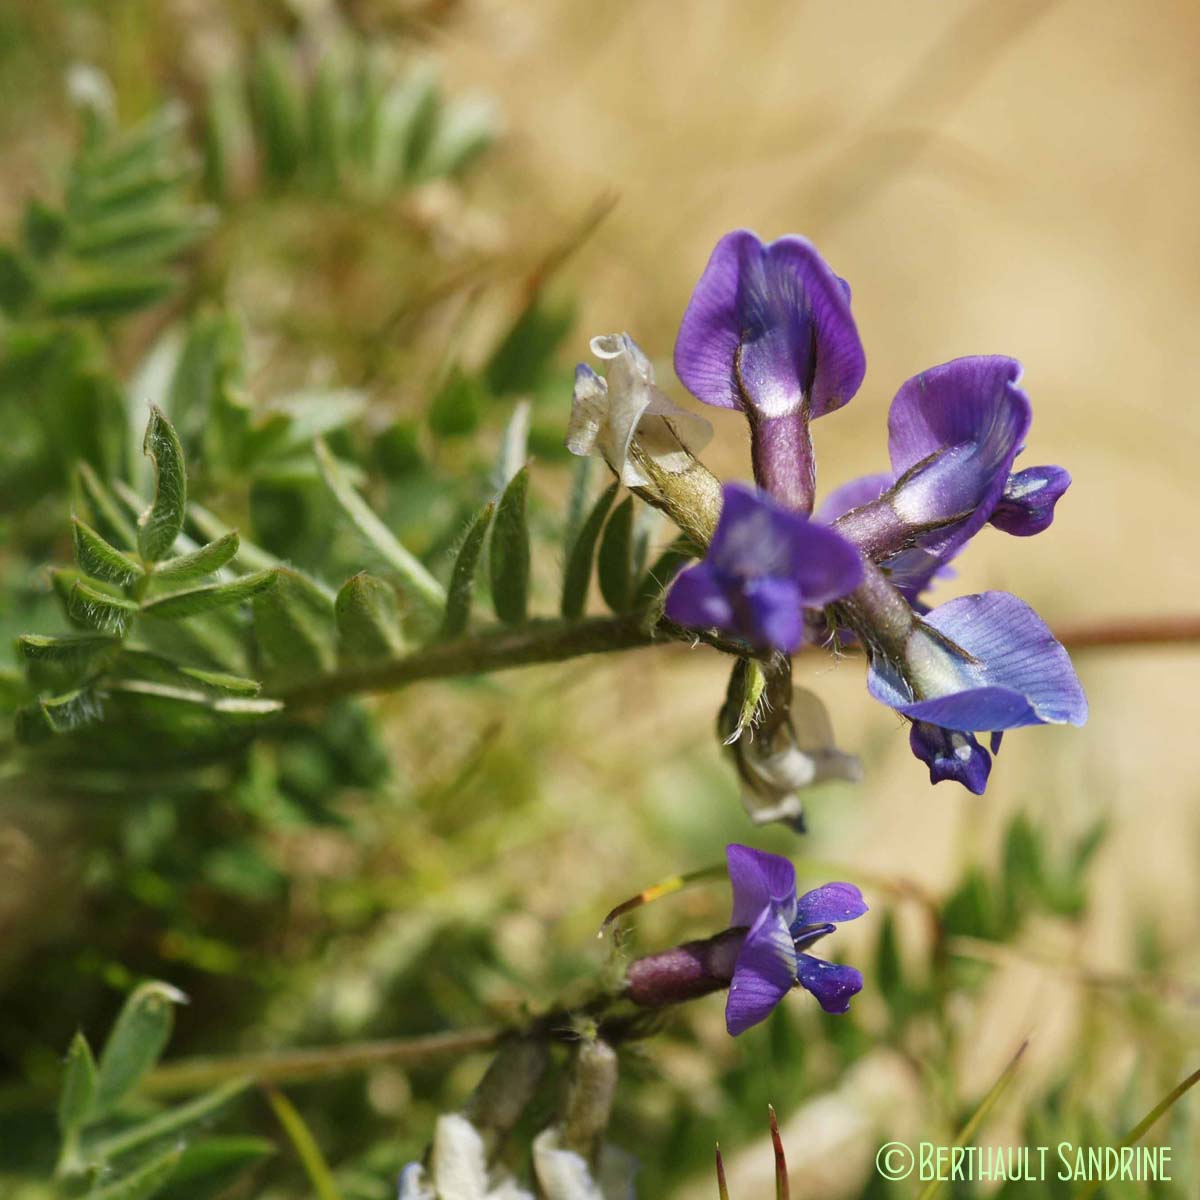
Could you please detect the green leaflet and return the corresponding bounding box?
[250,39,306,184]
[141,569,276,619]
[314,438,445,612]
[177,667,262,696]
[18,633,119,670]
[335,572,405,663]
[489,467,530,624]
[137,406,187,562]
[87,1145,183,1200]
[89,1078,252,1162]
[253,566,338,677]
[78,461,139,549]
[152,531,239,583]
[57,1032,97,1136]
[72,517,144,586]
[560,482,619,619]
[37,687,104,734]
[597,495,635,613]
[440,501,494,639]
[42,274,175,319]
[92,982,187,1117]
[69,579,139,635]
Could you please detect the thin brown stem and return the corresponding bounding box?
[142,1028,503,1096]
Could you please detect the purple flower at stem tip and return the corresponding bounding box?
[725,844,866,1035]
[674,230,865,514]
[665,483,863,653]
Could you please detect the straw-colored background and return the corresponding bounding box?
[2,1,1197,1194]
[435,1,1200,1190]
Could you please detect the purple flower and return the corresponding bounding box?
[868,590,1088,733]
[674,231,865,513]
[827,358,1070,602]
[988,465,1072,536]
[909,722,1000,795]
[664,483,863,653]
[725,844,866,1035]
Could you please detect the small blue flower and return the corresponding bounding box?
[664,484,863,653]
[725,844,867,1036]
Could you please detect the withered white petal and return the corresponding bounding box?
[567,333,712,488]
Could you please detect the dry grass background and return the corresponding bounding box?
[427,1,1200,1190]
[2,1,1197,1194]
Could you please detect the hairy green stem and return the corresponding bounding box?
[274,611,1200,708]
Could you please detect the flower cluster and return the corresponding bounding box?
[568,230,1087,794]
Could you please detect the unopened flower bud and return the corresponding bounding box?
[463,1036,549,1158]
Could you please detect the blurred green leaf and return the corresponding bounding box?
[79,461,139,549]
[177,667,262,696]
[250,40,306,184]
[142,569,276,619]
[170,1135,276,1194]
[597,495,635,613]
[73,517,144,586]
[92,982,187,1117]
[253,566,338,677]
[18,633,118,671]
[43,274,175,318]
[90,1078,251,1163]
[335,573,405,663]
[485,300,573,396]
[314,438,445,612]
[89,1145,183,1200]
[138,406,187,562]
[428,369,484,438]
[57,1031,97,1136]
[561,481,618,619]
[489,466,530,624]
[440,501,495,639]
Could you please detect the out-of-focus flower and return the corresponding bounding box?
[725,844,866,1035]
[673,230,866,513]
[398,1114,533,1199]
[665,484,862,653]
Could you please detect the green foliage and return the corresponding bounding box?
[489,466,531,624]
[597,494,636,613]
[440,502,495,639]
[205,43,498,203]
[51,983,266,1198]
[335,573,405,663]
[561,482,619,619]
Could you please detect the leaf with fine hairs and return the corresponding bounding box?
[489,467,530,625]
[137,406,187,562]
